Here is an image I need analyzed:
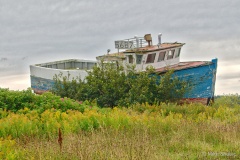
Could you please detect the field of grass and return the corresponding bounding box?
[0,88,240,159]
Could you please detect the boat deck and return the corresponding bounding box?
[154,61,211,72]
[33,59,97,70]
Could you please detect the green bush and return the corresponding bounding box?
[214,94,240,108]
[0,88,99,114]
[0,88,35,112]
[51,58,190,108]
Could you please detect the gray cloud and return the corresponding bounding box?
[21,56,28,60]
[0,57,8,61]
[0,0,240,94]
[218,74,240,80]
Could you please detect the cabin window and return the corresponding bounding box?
[167,50,175,60]
[146,53,156,63]
[175,48,181,58]
[136,55,143,64]
[158,51,166,62]
[128,55,133,64]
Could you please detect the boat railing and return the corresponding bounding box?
[124,37,148,48]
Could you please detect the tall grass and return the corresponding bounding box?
[0,91,240,159]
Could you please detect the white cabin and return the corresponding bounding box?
[96,34,185,72]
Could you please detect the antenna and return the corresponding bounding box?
[158,33,162,45]
[134,35,139,49]
[107,49,111,55]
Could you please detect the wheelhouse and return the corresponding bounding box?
[96,33,185,72]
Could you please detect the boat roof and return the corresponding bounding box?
[96,53,125,60]
[96,42,185,60]
[123,42,185,53]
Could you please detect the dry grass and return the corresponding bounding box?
[19,127,160,159]
[16,120,240,160]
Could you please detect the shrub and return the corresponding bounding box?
[0,88,99,114]
[214,94,240,108]
[0,88,35,112]
[51,58,190,108]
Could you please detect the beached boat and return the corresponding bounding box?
[30,33,217,105]
[30,59,97,94]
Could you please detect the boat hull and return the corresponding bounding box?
[30,76,54,94]
[180,98,211,105]
[154,59,217,105]
[30,59,217,105]
[30,59,96,94]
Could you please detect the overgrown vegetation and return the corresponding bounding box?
[1,61,239,159]
[0,88,96,114]
[51,58,190,107]
[0,88,240,159]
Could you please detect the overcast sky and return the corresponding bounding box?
[0,0,240,95]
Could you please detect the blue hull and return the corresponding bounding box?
[31,59,217,105]
[154,59,217,104]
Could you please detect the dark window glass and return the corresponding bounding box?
[146,53,156,63]
[175,48,181,57]
[129,55,133,64]
[158,51,166,62]
[167,50,175,60]
[136,55,143,64]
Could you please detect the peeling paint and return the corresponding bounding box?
[30,58,218,105]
